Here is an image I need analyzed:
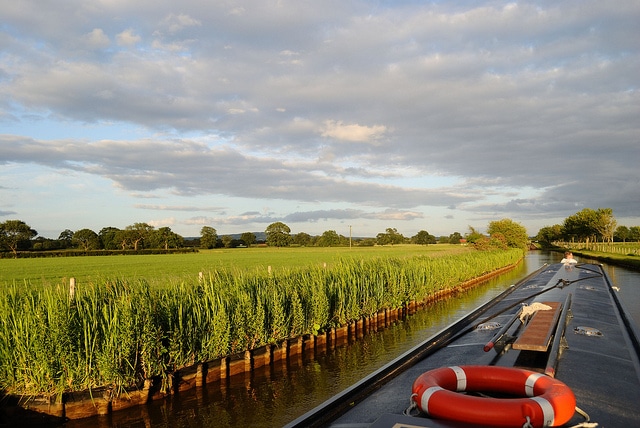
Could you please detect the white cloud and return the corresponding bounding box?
[374,210,424,221]
[321,121,387,144]
[160,13,201,35]
[116,29,141,46]
[83,28,110,49]
[0,0,639,238]
[148,217,176,228]
[135,204,225,212]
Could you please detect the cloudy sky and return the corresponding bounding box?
[1,1,639,240]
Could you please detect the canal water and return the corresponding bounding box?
[63,252,640,428]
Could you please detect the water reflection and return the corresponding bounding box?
[63,252,639,428]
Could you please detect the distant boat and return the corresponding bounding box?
[285,263,640,427]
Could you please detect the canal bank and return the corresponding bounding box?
[16,252,640,427]
[4,259,521,424]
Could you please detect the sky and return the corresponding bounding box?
[1,1,639,240]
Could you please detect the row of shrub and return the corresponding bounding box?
[0,249,522,398]
[0,248,198,259]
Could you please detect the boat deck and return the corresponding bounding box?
[288,264,640,427]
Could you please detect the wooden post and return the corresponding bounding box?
[69,278,76,299]
[198,272,203,282]
[244,350,252,372]
[196,363,205,387]
[220,357,229,379]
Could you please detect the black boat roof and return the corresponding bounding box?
[285,263,640,427]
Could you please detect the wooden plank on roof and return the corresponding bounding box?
[513,301,561,352]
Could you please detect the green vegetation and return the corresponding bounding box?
[466,219,529,251]
[200,226,218,249]
[558,242,640,271]
[535,207,640,271]
[0,248,522,398]
[0,220,37,257]
[265,221,293,247]
[1,215,522,258]
[537,207,640,245]
[1,245,472,287]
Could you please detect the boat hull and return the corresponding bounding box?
[286,263,640,427]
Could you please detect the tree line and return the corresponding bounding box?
[203,222,461,249]
[0,221,186,257]
[1,218,529,260]
[0,218,498,258]
[3,207,632,258]
[536,208,640,245]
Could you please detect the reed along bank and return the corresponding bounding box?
[0,249,522,419]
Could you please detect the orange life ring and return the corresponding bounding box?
[411,365,576,427]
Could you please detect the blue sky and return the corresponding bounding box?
[1,0,639,239]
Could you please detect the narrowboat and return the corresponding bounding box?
[285,263,640,427]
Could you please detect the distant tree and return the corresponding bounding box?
[318,230,340,247]
[630,226,640,242]
[465,226,485,245]
[99,227,121,250]
[73,228,100,251]
[448,232,462,244]
[536,224,564,245]
[32,236,61,251]
[150,227,182,250]
[614,226,630,242]
[412,230,436,245]
[562,208,617,243]
[391,228,405,244]
[593,208,616,243]
[241,232,257,247]
[292,232,312,246]
[58,229,74,248]
[376,231,390,245]
[0,220,38,257]
[358,238,376,246]
[376,228,404,245]
[115,229,133,250]
[563,208,599,243]
[487,218,528,250]
[266,222,292,247]
[200,226,218,249]
[125,223,154,250]
[466,226,504,251]
[221,235,233,248]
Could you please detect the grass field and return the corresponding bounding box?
[0,244,472,288]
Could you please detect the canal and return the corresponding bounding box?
[64,251,640,428]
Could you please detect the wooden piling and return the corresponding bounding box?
[220,356,229,379]
[335,325,348,346]
[314,332,327,350]
[69,277,76,299]
[273,340,288,363]
[253,345,272,369]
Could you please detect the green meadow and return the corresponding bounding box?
[0,244,471,288]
